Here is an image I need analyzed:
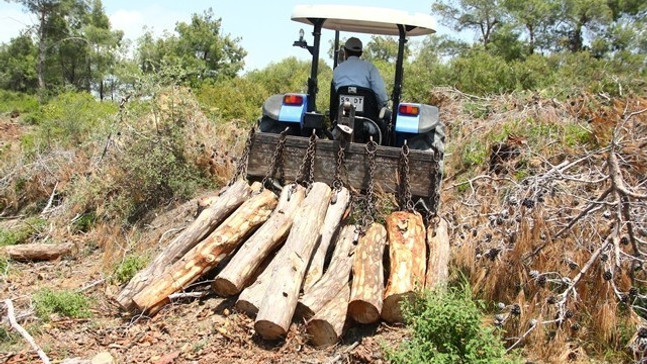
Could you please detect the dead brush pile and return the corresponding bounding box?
[436,87,647,362]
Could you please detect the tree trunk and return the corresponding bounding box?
[297,225,355,320]
[306,283,350,348]
[37,8,46,92]
[132,188,277,314]
[117,180,253,311]
[425,218,450,290]
[212,185,306,296]
[382,211,427,323]
[254,182,331,340]
[348,223,387,324]
[236,244,287,317]
[4,243,74,261]
[303,188,351,291]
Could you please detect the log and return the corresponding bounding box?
[382,211,427,323]
[117,180,253,311]
[425,218,450,290]
[132,188,277,314]
[303,187,351,291]
[4,243,74,261]
[236,244,287,317]
[254,182,332,340]
[348,223,387,324]
[306,283,350,348]
[212,185,306,296]
[297,225,355,320]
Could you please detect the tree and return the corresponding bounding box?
[0,33,38,92]
[554,0,613,52]
[432,0,508,48]
[504,0,559,54]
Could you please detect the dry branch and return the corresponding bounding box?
[4,243,74,261]
[4,299,51,364]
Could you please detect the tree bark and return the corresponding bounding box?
[132,188,277,314]
[348,223,387,324]
[382,211,427,323]
[425,218,450,290]
[306,283,350,348]
[235,244,287,317]
[254,182,331,340]
[4,243,73,261]
[303,187,351,291]
[297,225,355,320]
[212,185,306,296]
[117,180,253,311]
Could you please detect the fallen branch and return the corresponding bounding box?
[4,299,51,364]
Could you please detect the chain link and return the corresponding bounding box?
[399,141,414,212]
[261,127,289,191]
[331,135,347,204]
[228,127,255,186]
[361,137,378,231]
[292,130,318,195]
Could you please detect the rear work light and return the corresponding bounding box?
[399,104,420,116]
[283,94,304,106]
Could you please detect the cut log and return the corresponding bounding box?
[303,187,351,291]
[254,182,332,340]
[212,185,306,296]
[382,211,427,323]
[236,244,287,317]
[297,225,355,320]
[132,188,277,314]
[4,243,74,261]
[425,218,450,290]
[348,223,387,324]
[306,283,350,348]
[117,180,253,311]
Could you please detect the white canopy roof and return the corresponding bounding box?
[291,4,436,37]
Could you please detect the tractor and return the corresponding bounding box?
[243,4,445,220]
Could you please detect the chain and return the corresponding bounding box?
[361,137,378,232]
[427,148,443,227]
[399,141,414,212]
[292,130,318,195]
[228,127,255,186]
[331,135,347,204]
[261,127,289,191]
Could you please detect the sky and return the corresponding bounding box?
[0,0,457,72]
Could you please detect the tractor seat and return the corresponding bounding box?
[331,85,381,125]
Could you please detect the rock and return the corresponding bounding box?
[91,351,115,364]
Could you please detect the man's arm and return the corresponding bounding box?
[369,64,389,107]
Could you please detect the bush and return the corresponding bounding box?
[33,288,91,321]
[113,254,148,285]
[196,77,267,124]
[385,284,519,364]
[0,216,46,246]
[0,90,39,114]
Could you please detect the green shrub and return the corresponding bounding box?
[386,285,519,364]
[33,288,91,321]
[0,90,39,114]
[0,216,46,246]
[0,256,8,275]
[113,254,148,285]
[196,77,267,123]
[72,211,96,233]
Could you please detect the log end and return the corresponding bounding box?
[381,293,413,323]
[295,302,315,321]
[348,300,381,324]
[254,319,287,340]
[235,299,258,318]
[212,278,239,297]
[306,319,339,348]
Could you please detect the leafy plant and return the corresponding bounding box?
[33,288,91,321]
[113,254,148,285]
[385,284,520,364]
[0,217,46,246]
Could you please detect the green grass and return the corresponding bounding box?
[112,254,149,285]
[385,284,521,364]
[33,288,91,321]
[0,216,46,247]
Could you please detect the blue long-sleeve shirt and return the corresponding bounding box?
[332,56,388,107]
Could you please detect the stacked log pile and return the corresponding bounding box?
[117,181,450,347]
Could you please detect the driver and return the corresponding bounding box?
[333,37,389,109]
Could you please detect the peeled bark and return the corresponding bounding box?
[4,243,74,261]
[425,218,450,290]
[297,225,355,319]
[303,187,351,291]
[306,283,350,348]
[132,189,277,314]
[117,180,253,311]
[254,182,331,340]
[236,245,287,317]
[382,211,427,323]
[348,223,387,324]
[213,185,306,296]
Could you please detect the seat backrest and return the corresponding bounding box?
[331,85,380,123]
